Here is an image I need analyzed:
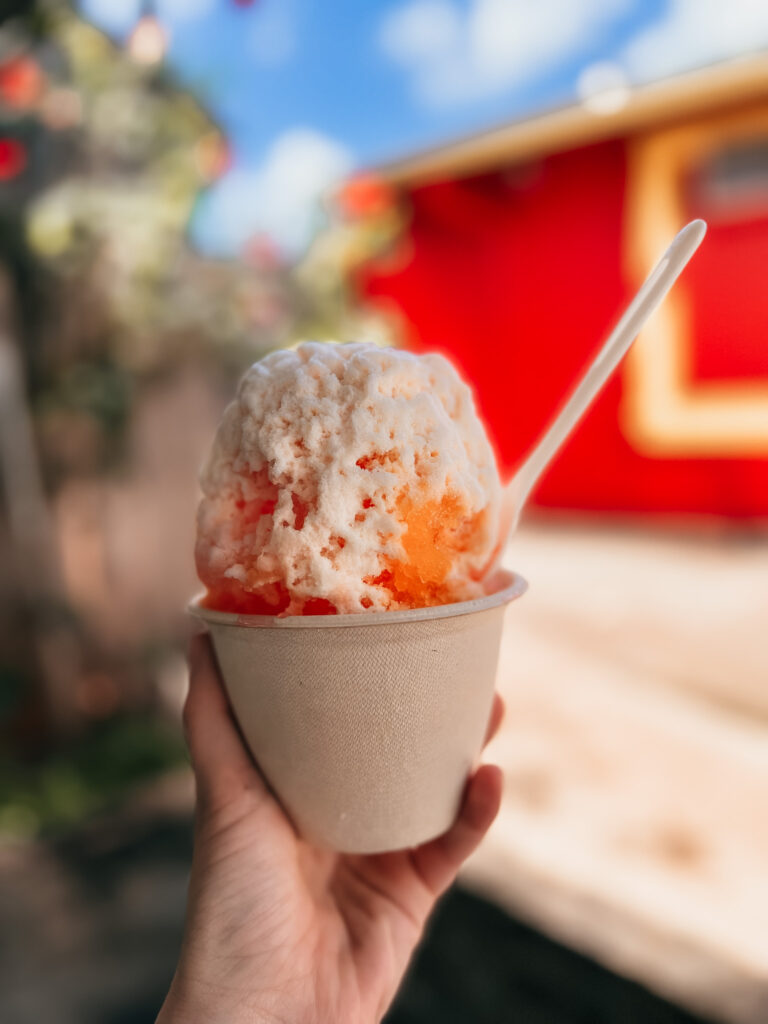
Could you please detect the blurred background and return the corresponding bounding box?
[1,1,766,1021]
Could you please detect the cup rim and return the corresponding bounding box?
[188,569,527,630]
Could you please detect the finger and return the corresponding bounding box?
[482,693,505,748]
[409,763,502,897]
[184,633,269,803]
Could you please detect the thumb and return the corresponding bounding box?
[183,633,271,810]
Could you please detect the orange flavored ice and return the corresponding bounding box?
[195,342,501,615]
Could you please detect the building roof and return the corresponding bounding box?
[375,55,768,188]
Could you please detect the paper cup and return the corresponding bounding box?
[189,569,526,854]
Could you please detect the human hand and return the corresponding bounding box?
[157,633,504,1024]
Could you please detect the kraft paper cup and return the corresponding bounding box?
[189,569,526,854]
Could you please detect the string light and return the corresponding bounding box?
[0,57,44,109]
[337,174,395,219]
[194,131,231,182]
[40,88,83,130]
[128,13,168,65]
[0,138,27,180]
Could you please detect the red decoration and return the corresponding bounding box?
[194,132,231,182]
[243,232,281,270]
[0,57,44,109]
[337,174,396,219]
[0,138,27,180]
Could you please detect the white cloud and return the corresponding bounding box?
[249,0,297,67]
[380,0,462,63]
[79,0,215,35]
[79,0,141,36]
[380,0,634,106]
[193,129,354,258]
[619,0,768,82]
[157,0,216,22]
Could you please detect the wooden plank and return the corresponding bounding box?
[462,524,768,1024]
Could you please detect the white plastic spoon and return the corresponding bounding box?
[493,218,707,564]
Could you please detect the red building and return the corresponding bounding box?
[354,57,768,520]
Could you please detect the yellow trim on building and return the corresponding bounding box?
[375,56,768,188]
[622,107,768,457]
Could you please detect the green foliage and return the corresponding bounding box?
[0,1,40,31]
[36,355,132,440]
[0,663,26,717]
[0,713,188,838]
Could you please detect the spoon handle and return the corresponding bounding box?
[504,218,707,526]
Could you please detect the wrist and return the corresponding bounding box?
[156,976,282,1024]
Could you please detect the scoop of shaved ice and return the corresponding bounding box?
[195,342,501,615]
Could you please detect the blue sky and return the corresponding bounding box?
[77,0,768,257]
